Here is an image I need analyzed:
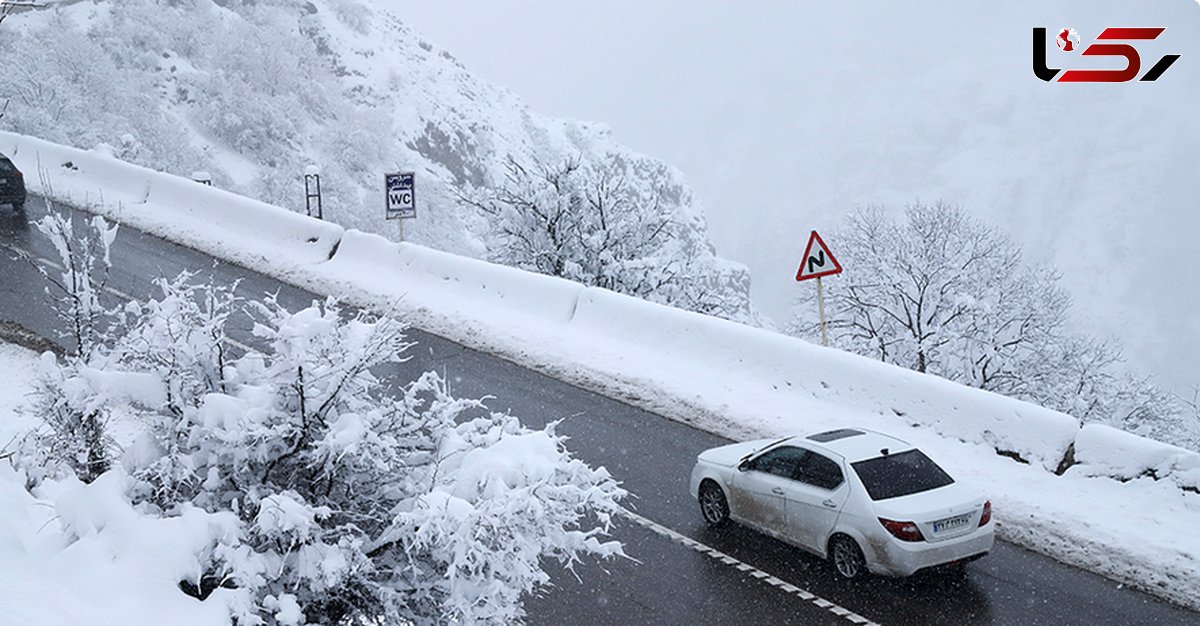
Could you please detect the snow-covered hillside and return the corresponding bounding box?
[0,0,757,322]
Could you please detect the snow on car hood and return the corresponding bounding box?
[697,438,779,467]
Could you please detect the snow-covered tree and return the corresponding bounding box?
[790,202,1192,448]
[792,203,1070,380]
[460,154,759,323]
[26,273,626,624]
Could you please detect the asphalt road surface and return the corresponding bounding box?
[1,196,1195,625]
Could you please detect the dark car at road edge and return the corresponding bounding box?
[0,153,27,211]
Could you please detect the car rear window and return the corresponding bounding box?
[851,449,954,501]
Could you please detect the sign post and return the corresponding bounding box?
[794,230,843,347]
[384,172,416,242]
[304,165,322,220]
[817,274,828,346]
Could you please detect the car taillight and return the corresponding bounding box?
[979,500,992,527]
[879,518,925,542]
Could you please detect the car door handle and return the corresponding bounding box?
[822,499,838,509]
[772,487,786,495]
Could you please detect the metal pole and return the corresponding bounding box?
[304,167,322,220]
[313,173,322,220]
[817,275,829,347]
[398,217,404,243]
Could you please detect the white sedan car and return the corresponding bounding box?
[689,428,993,579]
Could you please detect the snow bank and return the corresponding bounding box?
[1073,424,1200,493]
[0,344,238,626]
[321,230,586,330]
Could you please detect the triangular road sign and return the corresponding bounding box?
[795,230,843,281]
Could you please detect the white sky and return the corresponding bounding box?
[380,1,1200,396]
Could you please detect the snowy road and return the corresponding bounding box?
[1,197,1196,625]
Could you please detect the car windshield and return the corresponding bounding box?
[851,449,954,501]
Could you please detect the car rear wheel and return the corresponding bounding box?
[829,535,866,579]
[698,481,730,527]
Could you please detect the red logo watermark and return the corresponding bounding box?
[1033,27,1180,82]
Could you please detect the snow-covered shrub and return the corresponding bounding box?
[33,211,118,360]
[30,274,625,625]
[19,211,121,482]
[24,353,117,484]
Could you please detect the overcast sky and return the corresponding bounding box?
[382,1,1200,395]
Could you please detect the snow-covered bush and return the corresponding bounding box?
[33,211,118,360]
[20,211,120,482]
[27,274,625,625]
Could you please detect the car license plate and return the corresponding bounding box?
[932,514,970,533]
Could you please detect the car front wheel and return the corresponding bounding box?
[829,535,866,579]
[698,481,730,527]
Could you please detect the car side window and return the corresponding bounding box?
[750,446,808,479]
[797,452,844,490]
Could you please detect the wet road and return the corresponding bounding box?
[1,197,1195,625]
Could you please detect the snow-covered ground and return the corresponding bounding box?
[2,131,1199,612]
[0,343,241,626]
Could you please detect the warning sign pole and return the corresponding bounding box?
[795,230,843,348]
[817,275,828,346]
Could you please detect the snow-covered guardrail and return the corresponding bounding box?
[0,129,1189,489]
[321,230,587,330]
[569,287,1080,470]
[1,132,341,273]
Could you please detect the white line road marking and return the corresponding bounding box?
[619,508,881,626]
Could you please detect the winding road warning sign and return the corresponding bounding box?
[795,230,842,281]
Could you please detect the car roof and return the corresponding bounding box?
[789,428,916,463]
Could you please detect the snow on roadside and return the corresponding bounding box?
[0,343,238,626]
[3,131,1199,611]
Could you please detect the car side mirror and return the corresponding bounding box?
[738,459,752,472]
